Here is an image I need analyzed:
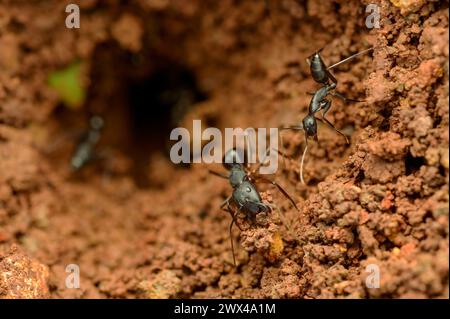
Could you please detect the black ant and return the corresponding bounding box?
[280,84,346,184]
[210,148,298,266]
[70,115,104,171]
[307,47,374,86]
[280,47,373,184]
[38,115,105,172]
[306,46,374,105]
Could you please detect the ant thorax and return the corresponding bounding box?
[229,165,247,188]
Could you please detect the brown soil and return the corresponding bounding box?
[0,0,448,299]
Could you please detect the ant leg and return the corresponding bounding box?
[325,70,337,84]
[313,132,320,146]
[332,91,365,103]
[253,175,298,211]
[229,217,237,266]
[228,202,244,232]
[319,100,350,144]
[220,198,242,267]
[249,145,271,174]
[228,206,243,267]
[221,197,243,231]
[317,118,350,144]
[279,125,304,132]
[209,169,229,179]
[220,196,231,209]
[249,142,287,177]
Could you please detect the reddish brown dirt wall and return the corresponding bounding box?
[0,0,448,298]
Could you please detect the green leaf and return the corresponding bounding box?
[48,61,86,109]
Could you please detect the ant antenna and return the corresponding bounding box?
[327,47,374,70]
[300,142,308,184]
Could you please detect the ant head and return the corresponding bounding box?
[302,114,318,139]
[223,148,247,170]
[89,116,104,130]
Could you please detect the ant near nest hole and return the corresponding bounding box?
[280,46,374,184]
[209,148,298,266]
[38,114,105,172]
[38,114,127,184]
[70,115,105,171]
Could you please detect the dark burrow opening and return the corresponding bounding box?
[405,152,426,175]
[50,43,208,188]
[126,64,208,187]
